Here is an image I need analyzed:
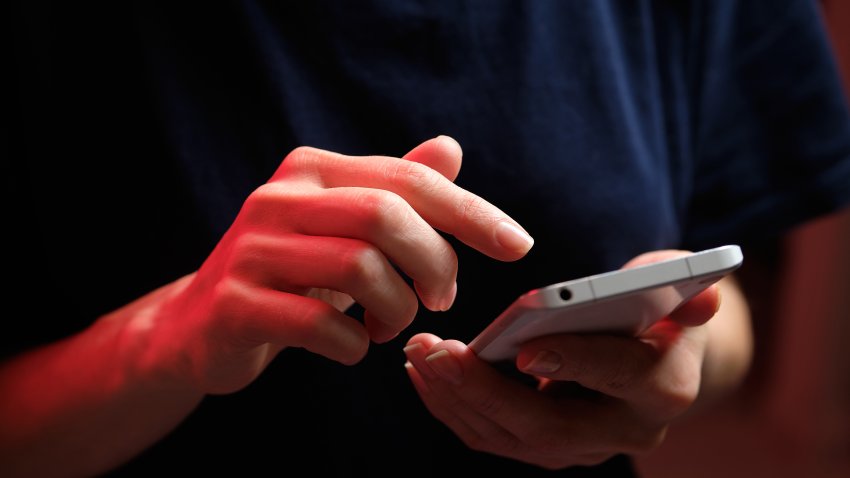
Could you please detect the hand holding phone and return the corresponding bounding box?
[469,245,743,362]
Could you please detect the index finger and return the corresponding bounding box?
[516,330,704,420]
[276,147,534,262]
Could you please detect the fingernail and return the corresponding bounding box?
[495,221,534,254]
[440,281,458,311]
[403,343,423,357]
[521,350,562,374]
[425,350,464,385]
[404,343,437,379]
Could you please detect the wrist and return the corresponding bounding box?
[113,274,205,398]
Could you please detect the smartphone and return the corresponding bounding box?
[468,245,744,362]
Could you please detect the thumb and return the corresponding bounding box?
[403,135,463,181]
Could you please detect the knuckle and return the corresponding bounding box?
[386,160,443,194]
[242,183,290,222]
[338,242,386,289]
[210,277,250,322]
[273,146,324,182]
[243,185,271,218]
[246,182,282,206]
[455,193,490,222]
[209,278,280,344]
[600,345,654,392]
[284,146,319,170]
[355,189,409,233]
[227,232,267,274]
[289,299,334,346]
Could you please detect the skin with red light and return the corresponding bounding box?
[141,136,534,394]
[0,136,535,477]
[0,136,754,477]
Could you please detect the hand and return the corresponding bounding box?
[144,136,534,394]
[403,250,720,469]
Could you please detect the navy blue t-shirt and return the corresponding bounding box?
[6,0,850,476]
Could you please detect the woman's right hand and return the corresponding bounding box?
[144,136,534,394]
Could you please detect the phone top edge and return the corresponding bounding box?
[685,245,743,275]
[516,245,742,309]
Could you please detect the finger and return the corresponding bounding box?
[517,334,660,401]
[516,334,659,402]
[218,279,369,364]
[403,333,443,380]
[404,354,491,445]
[403,338,526,457]
[230,233,418,343]
[364,310,407,344]
[405,361,510,456]
[244,185,457,312]
[274,147,534,261]
[516,332,702,417]
[415,339,555,436]
[402,135,462,181]
[408,338,635,457]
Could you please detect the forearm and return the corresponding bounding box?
[0,275,204,478]
[765,207,850,455]
[696,275,753,407]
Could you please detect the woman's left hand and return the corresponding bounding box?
[403,250,721,469]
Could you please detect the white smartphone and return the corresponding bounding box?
[469,245,744,362]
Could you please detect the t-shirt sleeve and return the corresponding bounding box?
[684,0,850,248]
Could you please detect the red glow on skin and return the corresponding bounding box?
[0,136,535,476]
